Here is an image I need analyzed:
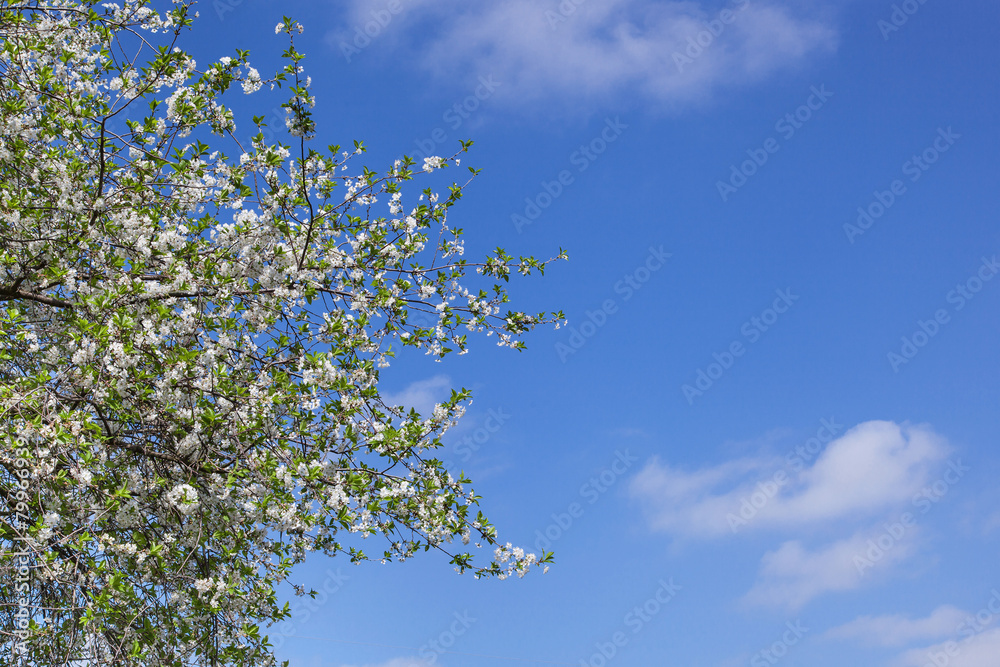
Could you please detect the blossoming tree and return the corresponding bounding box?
[0,2,564,665]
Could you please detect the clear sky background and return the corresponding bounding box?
[189,1,998,665]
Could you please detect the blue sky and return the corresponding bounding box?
[196,1,999,665]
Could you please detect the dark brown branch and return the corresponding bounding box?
[0,287,73,309]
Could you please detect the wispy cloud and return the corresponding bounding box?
[629,421,951,538]
[329,0,838,109]
[825,606,968,647]
[381,375,452,416]
[742,527,919,609]
[896,630,1000,667]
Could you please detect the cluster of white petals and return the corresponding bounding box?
[0,3,565,666]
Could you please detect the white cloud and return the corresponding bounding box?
[330,0,838,108]
[630,421,955,609]
[742,527,918,609]
[629,421,951,538]
[825,605,968,647]
[381,375,451,416]
[896,630,1000,667]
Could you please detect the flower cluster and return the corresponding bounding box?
[0,3,562,666]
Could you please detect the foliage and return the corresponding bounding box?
[0,2,563,664]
